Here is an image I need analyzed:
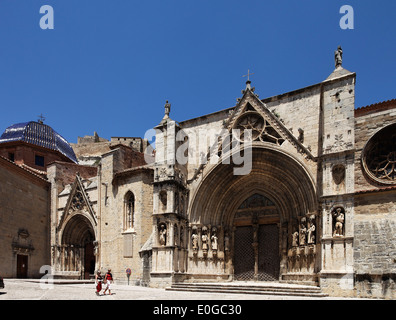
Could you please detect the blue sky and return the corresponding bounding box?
[0,0,395,143]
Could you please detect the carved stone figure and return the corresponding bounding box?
[292,231,299,247]
[164,100,171,117]
[298,128,304,144]
[93,241,99,256]
[191,228,199,252]
[335,45,343,68]
[201,227,209,255]
[299,217,307,246]
[159,223,167,246]
[211,227,218,251]
[333,207,345,237]
[224,232,230,252]
[307,215,316,244]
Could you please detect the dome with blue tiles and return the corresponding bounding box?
[0,121,77,163]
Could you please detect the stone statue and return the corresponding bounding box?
[333,207,345,237]
[164,100,171,118]
[224,232,230,252]
[335,46,343,68]
[211,228,218,251]
[307,215,316,244]
[201,227,209,254]
[299,217,307,246]
[292,231,299,247]
[191,228,199,251]
[159,223,167,246]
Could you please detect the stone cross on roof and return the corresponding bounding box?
[243,69,254,82]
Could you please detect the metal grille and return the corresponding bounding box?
[234,226,255,281]
[258,224,279,281]
[234,224,280,281]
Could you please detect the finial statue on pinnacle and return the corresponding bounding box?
[334,46,343,68]
[164,100,171,118]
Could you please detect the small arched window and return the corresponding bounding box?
[124,192,135,230]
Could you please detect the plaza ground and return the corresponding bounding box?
[0,278,367,300]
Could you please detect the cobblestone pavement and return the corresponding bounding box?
[0,279,362,300]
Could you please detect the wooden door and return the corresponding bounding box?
[84,242,95,279]
[17,254,28,278]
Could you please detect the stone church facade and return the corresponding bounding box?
[2,49,394,299]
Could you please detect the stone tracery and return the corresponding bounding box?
[363,123,396,184]
[233,111,285,145]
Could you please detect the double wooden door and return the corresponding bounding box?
[234,224,279,281]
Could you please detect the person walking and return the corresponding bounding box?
[103,269,113,295]
[95,271,103,296]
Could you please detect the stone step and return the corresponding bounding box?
[166,282,328,298]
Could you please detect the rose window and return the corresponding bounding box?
[362,123,396,184]
[233,111,284,145]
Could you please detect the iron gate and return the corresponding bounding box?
[234,226,255,281]
[234,224,279,281]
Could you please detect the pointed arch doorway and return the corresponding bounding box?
[60,213,96,279]
[233,193,280,281]
[188,146,319,284]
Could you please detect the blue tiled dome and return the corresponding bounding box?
[0,121,78,163]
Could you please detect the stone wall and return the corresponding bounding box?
[354,217,396,299]
[354,104,396,192]
[353,102,396,299]
[100,148,154,284]
[0,157,50,278]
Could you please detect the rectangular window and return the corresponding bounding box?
[8,152,15,162]
[35,155,45,167]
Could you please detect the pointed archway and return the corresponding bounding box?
[54,174,98,279]
[60,213,96,279]
[189,145,318,282]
